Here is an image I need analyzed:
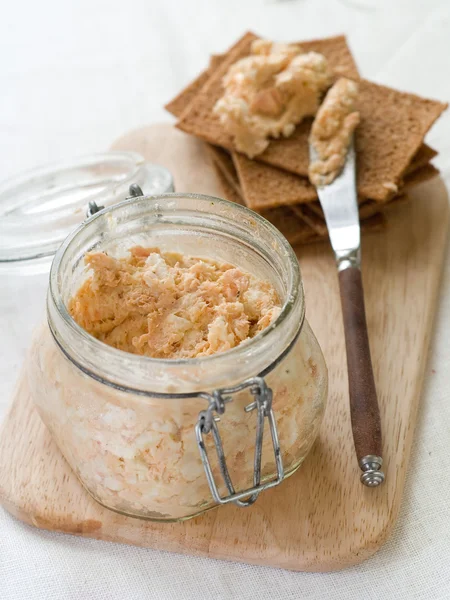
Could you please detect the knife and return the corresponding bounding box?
[309,137,385,487]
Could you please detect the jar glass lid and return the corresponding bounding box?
[0,151,174,273]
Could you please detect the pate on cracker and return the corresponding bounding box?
[213,40,332,158]
[174,32,446,203]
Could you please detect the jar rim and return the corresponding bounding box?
[49,193,304,391]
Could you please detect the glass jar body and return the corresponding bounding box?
[28,318,326,521]
[27,193,328,521]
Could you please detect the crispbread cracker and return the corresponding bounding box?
[166,65,214,119]
[233,152,317,208]
[262,206,322,245]
[211,136,436,229]
[358,195,408,220]
[357,213,387,234]
[291,204,328,236]
[406,144,437,174]
[403,163,440,189]
[293,195,405,235]
[211,161,245,206]
[351,81,444,200]
[306,160,438,225]
[176,32,257,142]
[212,159,386,244]
[209,54,224,71]
[304,193,408,224]
[165,69,212,120]
[211,161,320,245]
[164,41,229,118]
[232,143,436,211]
[306,161,437,224]
[175,32,446,202]
[265,199,387,243]
[208,144,317,207]
[207,145,242,196]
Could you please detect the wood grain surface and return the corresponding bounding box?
[0,124,448,571]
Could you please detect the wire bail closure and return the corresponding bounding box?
[195,377,284,507]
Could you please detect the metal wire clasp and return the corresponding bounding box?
[85,184,144,218]
[195,377,284,507]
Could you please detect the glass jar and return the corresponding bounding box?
[27,193,327,521]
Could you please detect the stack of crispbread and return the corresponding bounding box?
[166,32,446,245]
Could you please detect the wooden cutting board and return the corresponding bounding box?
[0,124,448,572]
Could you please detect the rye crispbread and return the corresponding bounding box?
[304,194,408,224]
[232,145,437,210]
[406,144,437,174]
[212,157,386,244]
[207,146,313,240]
[175,33,446,202]
[304,162,439,226]
[403,163,440,189]
[211,160,244,206]
[231,144,438,210]
[210,160,320,245]
[233,152,317,208]
[291,199,402,237]
[165,69,212,121]
[207,145,242,196]
[210,139,438,220]
[303,163,438,228]
[210,142,439,240]
[165,46,227,118]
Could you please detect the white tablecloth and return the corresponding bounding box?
[1,1,450,598]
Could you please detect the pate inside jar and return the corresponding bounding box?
[27,193,328,521]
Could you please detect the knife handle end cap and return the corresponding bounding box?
[359,455,385,487]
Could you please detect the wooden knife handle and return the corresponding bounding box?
[338,266,384,486]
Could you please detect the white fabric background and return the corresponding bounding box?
[1,0,450,598]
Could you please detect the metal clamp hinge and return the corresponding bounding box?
[85,184,144,219]
[195,377,284,507]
